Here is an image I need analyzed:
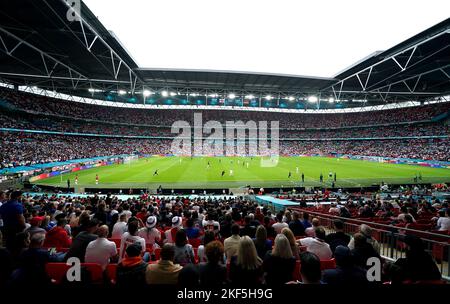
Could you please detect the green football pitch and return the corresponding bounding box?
[33,156,450,190]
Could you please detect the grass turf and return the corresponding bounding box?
[33,156,450,190]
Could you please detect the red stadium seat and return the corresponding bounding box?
[83,263,104,284]
[154,248,161,260]
[292,260,301,281]
[188,238,202,248]
[45,263,70,284]
[109,238,121,248]
[106,264,117,285]
[320,258,336,270]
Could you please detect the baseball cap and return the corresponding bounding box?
[146,216,157,228]
[29,216,45,226]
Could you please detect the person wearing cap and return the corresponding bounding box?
[25,216,46,238]
[116,243,148,287]
[146,244,183,284]
[85,225,118,270]
[0,190,26,249]
[164,216,182,244]
[43,215,72,249]
[322,245,368,284]
[138,216,161,248]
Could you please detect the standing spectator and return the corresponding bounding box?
[229,236,264,285]
[0,191,26,249]
[146,244,183,284]
[289,211,305,236]
[322,245,368,284]
[240,216,257,238]
[65,219,99,262]
[325,219,351,253]
[111,214,127,239]
[116,243,148,287]
[173,229,195,265]
[263,216,276,238]
[436,208,450,231]
[119,221,145,262]
[302,212,312,229]
[298,227,332,260]
[198,241,227,286]
[253,225,272,260]
[85,225,118,270]
[185,218,201,239]
[224,224,241,261]
[263,234,296,285]
[165,216,182,244]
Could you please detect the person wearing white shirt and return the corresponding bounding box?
[111,214,128,239]
[85,225,118,270]
[138,216,161,248]
[119,221,146,262]
[298,227,332,260]
[437,209,450,231]
[272,213,288,234]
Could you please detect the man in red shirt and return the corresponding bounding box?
[43,217,72,249]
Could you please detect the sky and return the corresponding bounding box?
[83,0,450,77]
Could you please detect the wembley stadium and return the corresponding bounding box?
[0,0,449,290]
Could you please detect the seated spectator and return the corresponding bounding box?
[185,218,201,239]
[9,233,51,286]
[272,212,288,234]
[25,216,46,238]
[348,224,380,253]
[137,216,161,248]
[65,219,99,262]
[116,243,148,287]
[322,245,368,284]
[299,251,323,284]
[111,214,127,239]
[197,230,216,263]
[263,216,276,238]
[43,216,72,249]
[305,218,320,237]
[289,211,305,236]
[253,225,272,260]
[198,241,227,286]
[173,229,195,265]
[224,224,241,261]
[165,216,183,244]
[146,244,182,284]
[229,236,263,285]
[325,219,351,253]
[119,220,146,262]
[240,216,257,238]
[281,227,300,260]
[351,233,381,270]
[178,264,200,287]
[436,208,450,231]
[302,212,312,229]
[84,225,118,270]
[394,235,441,282]
[299,227,332,260]
[263,234,296,285]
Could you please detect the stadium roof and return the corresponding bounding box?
[0,0,449,109]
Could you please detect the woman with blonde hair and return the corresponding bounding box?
[229,236,263,285]
[281,227,300,260]
[263,234,296,285]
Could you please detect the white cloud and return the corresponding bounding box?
[84,0,450,77]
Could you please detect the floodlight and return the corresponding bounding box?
[265,95,273,100]
[245,94,255,99]
[308,95,318,103]
[161,90,169,97]
[169,92,177,97]
[118,90,126,95]
[288,96,295,101]
[328,97,335,103]
[228,93,236,99]
[143,90,153,97]
[88,88,95,93]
